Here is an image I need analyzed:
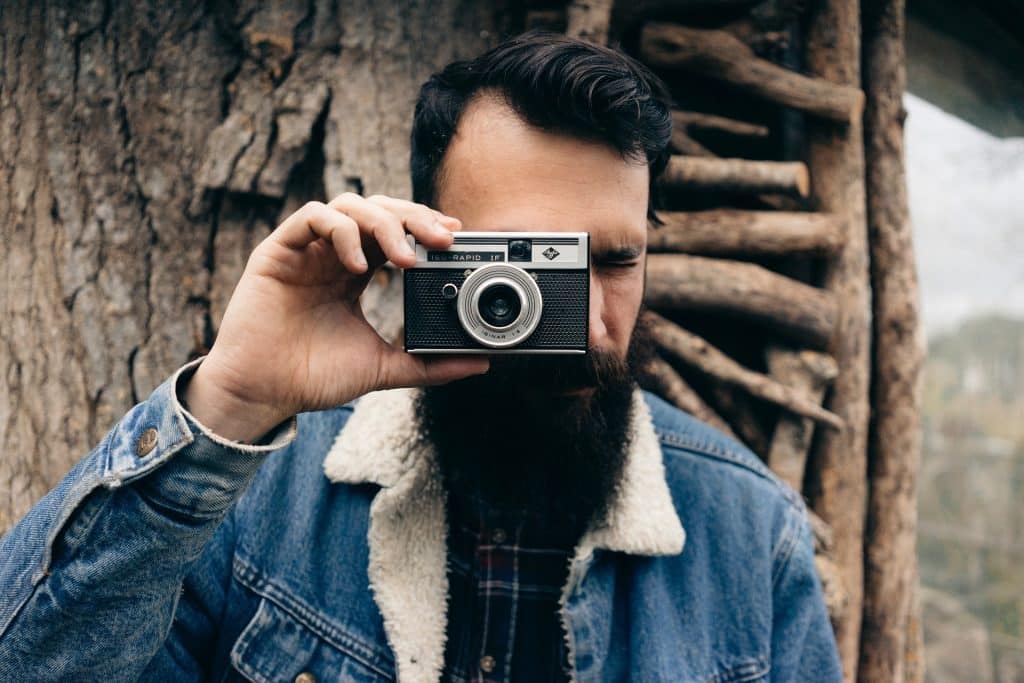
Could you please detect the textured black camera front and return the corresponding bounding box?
[508,239,531,261]
[478,283,522,327]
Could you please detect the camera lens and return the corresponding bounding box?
[478,283,522,328]
[457,264,543,348]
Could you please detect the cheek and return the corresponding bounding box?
[600,272,644,343]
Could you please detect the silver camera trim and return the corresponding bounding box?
[470,277,526,331]
[456,263,543,348]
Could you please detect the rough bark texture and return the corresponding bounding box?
[858,0,925,680]
[645,254,839,348]
[802,0,873,678]
[0,0,508,533]
[647,209,844,257]
[639,22,865,123]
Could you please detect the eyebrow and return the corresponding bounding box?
[593,245,644,261]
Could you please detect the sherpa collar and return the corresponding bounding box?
[322,386,685,682]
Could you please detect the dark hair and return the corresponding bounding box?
[410,29,675,226]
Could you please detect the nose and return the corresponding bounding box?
[588,272,609,349]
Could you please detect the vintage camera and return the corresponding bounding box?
[404,231,589,354]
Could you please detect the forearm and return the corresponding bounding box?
[0,357,297,679]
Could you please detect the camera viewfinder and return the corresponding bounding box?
[508,239,532,262]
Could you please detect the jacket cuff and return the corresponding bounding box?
[173,355,298,450]
[102,356,298,518]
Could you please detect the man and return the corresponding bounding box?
[0,30,842,682]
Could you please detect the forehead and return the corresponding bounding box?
[435,93,649,253]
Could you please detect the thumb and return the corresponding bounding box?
[379,349,490,390]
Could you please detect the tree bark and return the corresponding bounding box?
[0,0,507,534]
[802,1,873,678]
[648,209,844,257]
[639,22,865,123]
[645,254,839,348]
[858,1,925,681]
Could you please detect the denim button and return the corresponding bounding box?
[491,528,507,544]
[135,428,159,457]
[479,655,496,673]
[294,672,316,683]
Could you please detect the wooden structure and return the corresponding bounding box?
[568,2,923,680]
[0,1,924,681]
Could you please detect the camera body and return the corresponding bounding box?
[404,231,589,354]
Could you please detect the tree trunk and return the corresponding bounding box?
[0,0,509,533]
[858,1,925,680]
[803,1,873,678]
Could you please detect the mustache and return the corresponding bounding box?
[480,310,656,394]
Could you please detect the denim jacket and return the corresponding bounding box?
[0,356,842,682]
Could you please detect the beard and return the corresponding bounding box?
[414,312,656,539]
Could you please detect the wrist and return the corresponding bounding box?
[181,359,293,443]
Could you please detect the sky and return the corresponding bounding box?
[904,93,1024,338]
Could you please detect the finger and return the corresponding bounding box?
[327,193,419,268]
[378,348,490,390]
[272,201,367,272]
[362,194,460,249]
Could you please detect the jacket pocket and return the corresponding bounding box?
[230,596,392,682]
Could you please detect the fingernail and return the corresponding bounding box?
[432,219,451,235]
[353,248,367,268]
[402,242,417,260]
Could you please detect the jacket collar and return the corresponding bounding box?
[322,386,685,682]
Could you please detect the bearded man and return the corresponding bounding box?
[0,29,842,682]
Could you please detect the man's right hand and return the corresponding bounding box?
[182,193,490,443]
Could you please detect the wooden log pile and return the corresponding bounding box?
[565,1,924,680]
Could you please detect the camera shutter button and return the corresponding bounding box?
[441,283,459,299]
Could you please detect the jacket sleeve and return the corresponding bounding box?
[770,503,844,682]
[0,356,298,680]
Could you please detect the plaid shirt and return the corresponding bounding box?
[441,488,580,682]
